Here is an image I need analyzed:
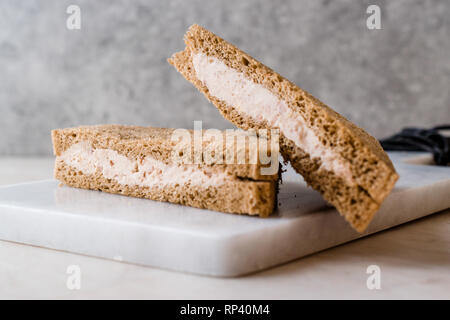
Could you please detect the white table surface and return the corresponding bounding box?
[0,157,448,299]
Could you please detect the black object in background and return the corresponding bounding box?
[380,125,450,166]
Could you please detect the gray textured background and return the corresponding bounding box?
[1,0,449,155]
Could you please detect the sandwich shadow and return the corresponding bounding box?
[276,181,331,218]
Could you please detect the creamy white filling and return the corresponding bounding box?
[58,141,231,188]
[192,53,354,184]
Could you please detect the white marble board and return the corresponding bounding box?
[0,152,449,277]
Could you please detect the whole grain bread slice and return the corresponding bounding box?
[169,24,399,232]
[52,124,279,216]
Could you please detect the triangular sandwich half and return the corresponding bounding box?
[52,124,279,216]
[169,24,399,232]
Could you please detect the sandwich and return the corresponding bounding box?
[51,124,279,216]
[169,24,399,232]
